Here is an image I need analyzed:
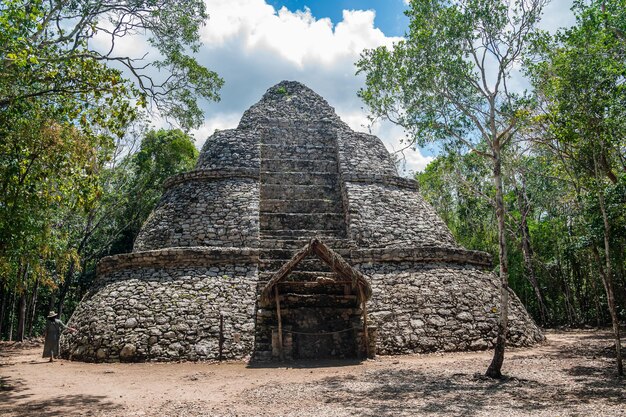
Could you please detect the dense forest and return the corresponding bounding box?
[357,0,625,375]
[0,0,222,340]
[1,0,624,375]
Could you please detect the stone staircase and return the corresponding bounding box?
[253,266,363,360]
[254,121,364,361]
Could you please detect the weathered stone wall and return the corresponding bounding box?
[350,247,492,268]
[65,80,544,363]
[337,130,398,177]
[358,262,545,354]
[343,182,458,249]
[61,262,259,362]
[238,81,343,129]
[134,178,259,251]
[196,129,260,170]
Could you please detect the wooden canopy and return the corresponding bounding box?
[260,238,372,304]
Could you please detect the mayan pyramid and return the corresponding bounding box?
[62,81,544,362]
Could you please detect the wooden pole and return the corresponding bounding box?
[218,312,224,361]
[359,285,370,358]
[274,286,284,361]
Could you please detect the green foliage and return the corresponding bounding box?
[419,152,625,327]
[416,153,497,254]
[111,128,199,253]
[0,0,218,339]
[357,0,542,152]
[0,0,223,131]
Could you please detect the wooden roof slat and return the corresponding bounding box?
[260,238,372,304]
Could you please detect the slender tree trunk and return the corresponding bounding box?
[592,144,623,376]
[486,148,510,379]
[616,242,626,291]
[555,241,577,325]
[588,266,603,327]
[571,256,587,322]
[8,290,16,341]
[16,293,27,342]
[561,268,577,326]
[596,192,623,376]
[15,263,28,342]
[515,181,548,324]
[27,278,39,337]
[25,279,35,335]
[0,287,8,339]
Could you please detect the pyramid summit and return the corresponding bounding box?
[63,81,543,362]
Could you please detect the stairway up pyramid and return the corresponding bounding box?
[62,81,544,362]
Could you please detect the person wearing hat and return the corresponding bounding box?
[42,311,77,362]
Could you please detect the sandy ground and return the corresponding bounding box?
[1,329,624,417]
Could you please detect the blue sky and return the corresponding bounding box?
[111,0,576,174]
[269,0,410,36]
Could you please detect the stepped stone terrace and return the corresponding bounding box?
[62,81,544,362]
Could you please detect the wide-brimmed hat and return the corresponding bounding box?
[47,311,58,318]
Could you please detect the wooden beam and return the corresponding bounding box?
[275,286,284,361]
[311,240,372,299]
[260,243,313,304]
[359,285,370,358]
[260,238,372,304]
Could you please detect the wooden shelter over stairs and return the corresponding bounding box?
[257,238,374,360]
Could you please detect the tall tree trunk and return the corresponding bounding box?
[587,250,604,328]
[8,290,16,341]
[16,292,27,342]
[587,264,603,327]
[616,242,626,291]
[15,263,28,342]
[515,180,548,324]
[0,287,8,339]
[592,145,623,376]
[486,148,510,379]
[596,193,623,376]
[561,267,577,326]
[27,278,39,337]
[555,241,577,325]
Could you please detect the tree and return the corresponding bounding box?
[528,0,625,375]
[357,0,546,378]
[0,111,97,340]
[52,128,199,318]
[0,1,221,338]
[104,128,199,255]
[0,0,223,131]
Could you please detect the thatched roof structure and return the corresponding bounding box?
[260,238,372,304]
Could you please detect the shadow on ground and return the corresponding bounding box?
[0,340,42,365]
[238,331,626,416]
[0,375,121,417]
[309,332,626,417]
[248,358,364,369]
[315,369,555,416]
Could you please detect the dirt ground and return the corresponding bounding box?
[1,330,624,417]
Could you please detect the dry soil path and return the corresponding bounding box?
[1,330,624,416]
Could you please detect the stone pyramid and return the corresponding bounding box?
[63,81,543,362]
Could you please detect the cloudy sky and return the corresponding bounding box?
[174,1,576,174]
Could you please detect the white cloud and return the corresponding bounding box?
[91,0,576,176]
[190,112,242,147]
[202,3,394,67]
[192,0,431,175]
[539,0,575,33]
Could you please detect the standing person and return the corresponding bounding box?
[42,311,77,362]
